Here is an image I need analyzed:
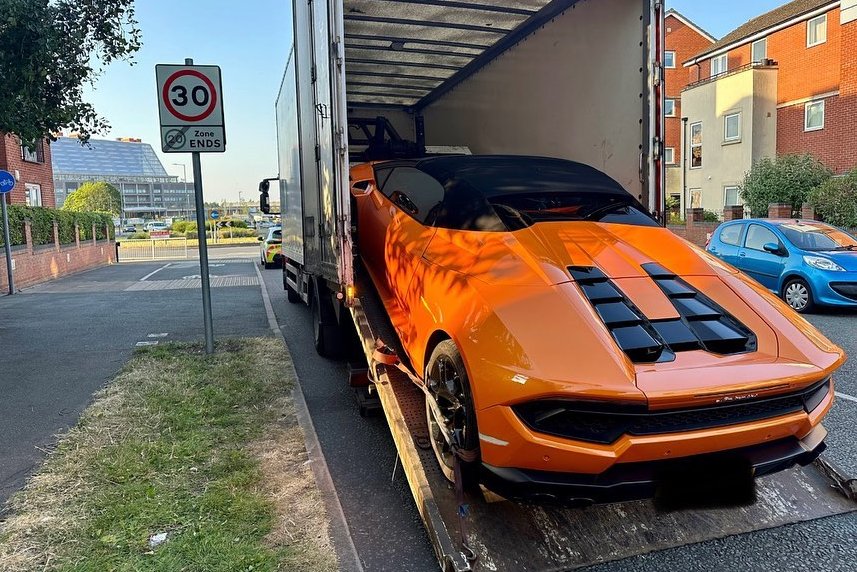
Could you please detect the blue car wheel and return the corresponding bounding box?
[782,277,814,313]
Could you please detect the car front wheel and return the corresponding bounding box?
[783,278,814,313]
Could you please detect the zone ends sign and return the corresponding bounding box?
[156,64,226,153]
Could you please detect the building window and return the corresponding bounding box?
[21,141,45,163]
[690,122,703,169]
[665,98,676,117]
[690,189,702,209]
[752,38,767,62]
[664,51,676,69]
[805,100,825,131]
[724,112,741,142]
[807,14,827,47]
[664,147,675,165]
[711,54,728,77]
[724,186,741,207]
[25,184,42,206]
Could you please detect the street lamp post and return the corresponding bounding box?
[172,163,188,219]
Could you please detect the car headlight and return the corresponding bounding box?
[803,256,845,272]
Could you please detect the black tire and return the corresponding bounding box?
[311,287,344,359]
[425,340,481,490]
[782,278,815,313]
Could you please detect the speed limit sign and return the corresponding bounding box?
[156,63,225,153]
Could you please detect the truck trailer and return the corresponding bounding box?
[264,1,857,570]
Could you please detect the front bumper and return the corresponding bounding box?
[480,424,827,504]
[809,272,857,307]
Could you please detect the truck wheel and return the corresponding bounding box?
[425,340,480,490]
[311,288,344,359]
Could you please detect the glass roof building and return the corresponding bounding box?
[52,137,195,220]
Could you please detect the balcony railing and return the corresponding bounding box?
[683,59,777,92]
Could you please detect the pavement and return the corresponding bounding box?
[0,246,269,507]
[2,247,856,571]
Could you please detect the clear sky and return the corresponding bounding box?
[81,0,786,201]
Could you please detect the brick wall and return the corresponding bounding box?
[777,93,857,173]
[704,6,841,105]
[0,222,114,291]
[0,135,56,208]
[665,14,715,165]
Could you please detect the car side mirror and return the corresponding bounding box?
[763,242,783,255]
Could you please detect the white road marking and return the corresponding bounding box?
[147,333,169,338]
[139,263,171,282]
[835,391,857,403]
[135,341,159,347]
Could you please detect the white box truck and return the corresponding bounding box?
[260,2,857,570]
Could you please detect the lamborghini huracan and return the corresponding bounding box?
[349,155,844,502]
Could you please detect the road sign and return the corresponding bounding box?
[210,210,220,220]
[156,64,225,154]
[0,170,15,294]
[0,170,15,194]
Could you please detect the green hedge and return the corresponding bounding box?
[0,205,114,247]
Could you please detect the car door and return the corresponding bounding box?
[739,223,786,290]
[709,222,745,266]
[379,167,443,313]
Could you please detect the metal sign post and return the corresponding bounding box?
[0,170,15,295]
[156,58,226,354]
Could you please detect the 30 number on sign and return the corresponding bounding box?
[163,70,218,122]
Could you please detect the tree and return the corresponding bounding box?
[740,154,833,217]
[808,169,857,228]
[62,182,122,215]
[0,0,141,145]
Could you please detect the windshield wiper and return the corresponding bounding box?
[833,245,857,251]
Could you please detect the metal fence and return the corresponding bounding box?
[118,238,189,261]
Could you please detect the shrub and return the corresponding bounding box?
[171,220,189,233]
[0,206,113,246]
[740,154,833,217]
[129,232,151,239]
[808,170,857,228]
[703,210,720,222]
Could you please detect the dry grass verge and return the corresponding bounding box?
[0,338,336,572]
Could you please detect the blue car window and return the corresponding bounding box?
[719,224,743,246]
[744,224,779,251]
[779,223,857,251]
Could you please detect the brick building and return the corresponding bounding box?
[664,10,716,212]
[680,0,857,214]
[0,135,56,208]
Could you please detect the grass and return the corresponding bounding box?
[0,338,336,572]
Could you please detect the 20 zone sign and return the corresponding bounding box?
[156,64,226,153]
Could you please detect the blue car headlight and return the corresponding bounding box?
[803,255,845,272]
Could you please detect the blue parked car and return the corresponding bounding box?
[707,219,857,313]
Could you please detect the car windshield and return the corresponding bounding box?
[270,230,282,241]
[779,223,857,251]
[489,192,658,229]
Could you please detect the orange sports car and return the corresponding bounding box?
[350,155,844,503]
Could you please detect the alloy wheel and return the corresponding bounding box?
[426,355,468,482]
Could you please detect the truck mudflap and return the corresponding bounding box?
[348,272,857,572]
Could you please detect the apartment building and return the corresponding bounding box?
[0,135,56,207]
[680,0,857,214]
[52,137,195,220]
[664,10,716,212]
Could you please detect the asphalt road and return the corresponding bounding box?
[258,268,857,572]
[0,249,269,507]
